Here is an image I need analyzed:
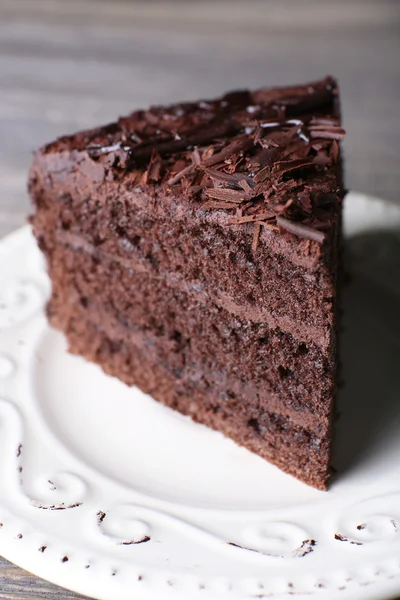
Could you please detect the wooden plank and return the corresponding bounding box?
[0,0,399,32]
[0,556,88,599]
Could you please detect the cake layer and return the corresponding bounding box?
[48,297,330,435]
[55,228,332,347]
[60,303,331,490]
[45,239,335,427]
[30,163,338,342]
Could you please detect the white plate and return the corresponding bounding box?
[0,191,400,600]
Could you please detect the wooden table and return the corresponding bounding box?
[0,0,399,597]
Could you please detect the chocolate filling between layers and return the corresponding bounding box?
[44,239,335,432]
[32,188,336,344]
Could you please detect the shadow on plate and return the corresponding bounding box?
[333,229,400,477]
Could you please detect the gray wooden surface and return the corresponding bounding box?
[0,0,399,598]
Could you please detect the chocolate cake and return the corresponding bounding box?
[29,76,345,490]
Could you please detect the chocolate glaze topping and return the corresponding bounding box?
[43,76,344,246]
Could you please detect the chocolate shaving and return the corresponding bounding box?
[311,140,331,152]
[246,202,265,215]
[167,164,195,186]
[204,168,245,187]
[238,178,254,193]
[202,146,214,161]
[229,211,275,224]
[202,200,237,210]
[276,216,326,243]
[195,169,209,187]
[253,166,270,184]
[129,130,143,143]
[146,151,162,182]
[283,138,311,160]
[263,178,305,200]
[225,155,245,172]
[202,136,253,167]
[272,157,316,175]
[131,121,239,163]
[191,148,201,165]
[259,137,280,149]
[240,200,255,211]
[297,192,312,212]
[331,140,339,163]
[253,125,264,145]
[309,126,345,140]
[205,188,247,203]
[273,198,294,213]
[252,222,261,250]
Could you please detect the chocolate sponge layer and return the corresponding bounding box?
[59,301,332,490]
[31,177,337,344]
[45,239,335,435]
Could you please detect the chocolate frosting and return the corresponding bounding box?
[42,76,344,246]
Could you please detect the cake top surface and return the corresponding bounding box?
[42,76,345,247]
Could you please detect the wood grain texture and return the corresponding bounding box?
[0,556,87,599]
[0,0,399,598]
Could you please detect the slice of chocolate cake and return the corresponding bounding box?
[29,76,345,490]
